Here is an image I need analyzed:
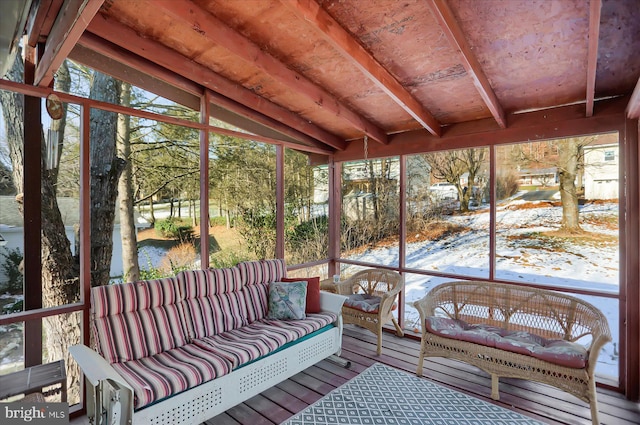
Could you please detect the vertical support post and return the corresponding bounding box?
[23,44,43,368]
[80,103,91,346]
[328,158,341,277]
[200,90,210,268]
[397,155,406,329]
[623,117,639,400]
[276,145,285,259]
[489,145,496,280]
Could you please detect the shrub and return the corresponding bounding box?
[155,217,194,242]
[496,172,520,200]
[209,251,253,269]
[285,215,329,264]
[209,216,228,227]
[159,243,198,274]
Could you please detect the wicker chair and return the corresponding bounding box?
[334,269,404,355]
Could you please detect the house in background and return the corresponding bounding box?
[583,136,620,201]
[0,196,150,281]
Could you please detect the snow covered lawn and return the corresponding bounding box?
[344,199,619,379]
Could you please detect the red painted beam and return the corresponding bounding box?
[86,14,347,151]
[154,0,388,145]
[282,0,441,137]
[426,0,506,129]
[34,0,104,86]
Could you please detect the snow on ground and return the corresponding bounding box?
[344,200,620,378]
[137,246,168,270]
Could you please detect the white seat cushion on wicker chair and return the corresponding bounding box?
[344,294,381,312]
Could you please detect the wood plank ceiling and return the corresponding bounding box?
[22,0,640,155]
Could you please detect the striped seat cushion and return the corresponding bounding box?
[111,343,232,410]
[178,268,249,338]
[192,313,337,368]
[258,313,337,341]
[91,278,188,364]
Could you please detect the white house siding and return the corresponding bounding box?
[0,224,132,285]
[583,144,619,200]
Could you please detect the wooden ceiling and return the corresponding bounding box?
[19,0,640,155]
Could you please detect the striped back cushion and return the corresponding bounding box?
[238,259,286,286]
[91,278,188,364]
[237,260,286,323]
[241,282,269,323]
[178,268,248,339]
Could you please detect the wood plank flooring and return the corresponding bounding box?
[71,325,640,425]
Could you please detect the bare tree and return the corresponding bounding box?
[1,53,79,402]
[117,82,140,282]
[0,55,124,403]
[426,148,487,212]
[513,137,593,234]
[557,138,585,233]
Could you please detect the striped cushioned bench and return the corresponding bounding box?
[71,259,345,425]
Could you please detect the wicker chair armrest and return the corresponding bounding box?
[413,295,436,321]
[333,279,358,296]
[377,284,402,313]
[587,332,612,371]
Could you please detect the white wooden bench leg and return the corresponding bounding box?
[491,374,500,400]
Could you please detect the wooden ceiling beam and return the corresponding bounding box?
[335,96,628,163]
[426,0,506,128]
[34,0,104,86]
[586,0,602,117]
[154,0,388,145]
[87,14,346,151]
[76,32,202,97]
[281,0,441,137]
[627,77,640,119]
[26,0,64,47]
[78,32,326,150]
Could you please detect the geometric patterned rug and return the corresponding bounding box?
[281,363,545,425]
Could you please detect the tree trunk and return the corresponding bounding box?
[89,72,126,286]
[558,138,583,233]
[1,54,80,403]
[149,196,156,224]
[117,82,140,282]
[48,61,70,188]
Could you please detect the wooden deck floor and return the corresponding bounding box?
[72,325,640,425]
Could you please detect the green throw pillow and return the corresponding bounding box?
[267,281,307,320]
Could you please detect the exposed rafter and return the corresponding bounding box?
[74,33,333,153]
[26,0,64,47]
[74,36,202,101]
[34,0,104,86]
[628,77,640,119]
[87,14,346,151]
[586,0,602,117]
[281,0,441,137]
[426,0,506,129]
[154,0,388,145]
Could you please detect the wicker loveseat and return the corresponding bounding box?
[335,268,404,355]
[413,281,611,425]
[70,259,345,425]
